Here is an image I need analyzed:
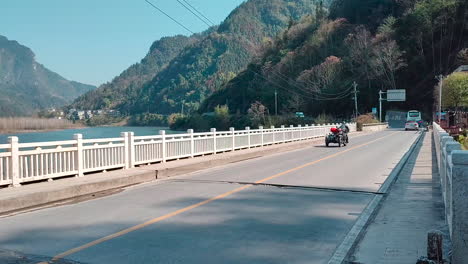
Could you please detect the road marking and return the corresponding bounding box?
[41,131,399,263]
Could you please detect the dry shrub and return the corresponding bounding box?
[0,118,77,133]
[356,113,379,131]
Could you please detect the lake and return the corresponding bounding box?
[0,126,180,144]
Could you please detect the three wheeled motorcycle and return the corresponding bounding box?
[325,126,349,147]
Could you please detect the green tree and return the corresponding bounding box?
[442,73,468,109]
[213,105,231,130]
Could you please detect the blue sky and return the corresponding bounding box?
[1,0,245,86]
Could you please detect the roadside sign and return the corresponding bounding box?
[387,89,406,102]
[372,107,377,115]
[295,112,305,118]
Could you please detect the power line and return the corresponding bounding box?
[180,0,216,26]
[247,68,353,101]
[261,67,355,98]
[175,0,213,27]
[144,0,195,34]
[263,68,354,99]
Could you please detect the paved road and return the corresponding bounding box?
[0,130,420,264]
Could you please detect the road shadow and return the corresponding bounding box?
[0,185,373,264]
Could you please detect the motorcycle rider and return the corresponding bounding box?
[339,123,349,143]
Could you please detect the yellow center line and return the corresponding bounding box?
[42,131,399,263]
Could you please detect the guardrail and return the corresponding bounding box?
[433,122,468,264]
[0,123,356,188]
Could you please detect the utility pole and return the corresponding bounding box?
[379,90,386,123]
[436,75,444,124]
[181,100,185,116]
[352,82,359,119]
[274,89,278,116]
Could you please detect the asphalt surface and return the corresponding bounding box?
[0,130,420,264]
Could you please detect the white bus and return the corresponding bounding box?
[407,110,422,122]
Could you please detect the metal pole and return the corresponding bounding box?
[181,100,185,116]
[436,75,444,124]
[379,90,383,123]
[353,82,358,118]
[274,89,278,116]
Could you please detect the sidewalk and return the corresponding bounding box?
[348,132,451,263]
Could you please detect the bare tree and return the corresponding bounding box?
[371,40,407,90]
[297,56,342,92]
[345,26,373,90]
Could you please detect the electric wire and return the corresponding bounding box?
[247,68,353,101]
[175,0,213,27]
[259,68,354,99]
[180,0,216,26]
[266,69,354,98]
[144,0,195,34]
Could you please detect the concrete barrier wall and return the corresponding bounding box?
[433,122,468,264]
[362,123,388,132]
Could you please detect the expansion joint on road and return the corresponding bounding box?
[167,179,386,195]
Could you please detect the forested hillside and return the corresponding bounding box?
[132,0,324,115]
[72,0,325,115]
[201,0,468,119]
[0,35,96,117]
[71,35,199,111]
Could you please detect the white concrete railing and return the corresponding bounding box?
[0,123,356,187]
[433,122,468,264]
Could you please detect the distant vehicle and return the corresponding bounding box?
[405,110,422,131]
[406,110,422,122]
[405,121,419,131]
[295,112,305,118]
[325,124,349,147]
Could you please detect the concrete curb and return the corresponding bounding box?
[327,131,425,264]
[0,170,158,216]
[0,134,341,216]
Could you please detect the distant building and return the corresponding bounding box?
[454,65,468,72]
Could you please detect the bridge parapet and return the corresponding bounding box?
[0,123,356,188]
[433,122,468,263]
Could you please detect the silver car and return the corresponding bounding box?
[405,121,419,130]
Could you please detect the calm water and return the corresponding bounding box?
[0,126,179,144]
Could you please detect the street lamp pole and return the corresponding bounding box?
[274,89,278,116]
[379,90,385,123]
[436,75,444,124]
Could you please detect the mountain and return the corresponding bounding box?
[72,0,325,115]
[71,35,199,111]
[0,35,96,116]
[200,0,468,118]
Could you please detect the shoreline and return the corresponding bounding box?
[0,125,86,135]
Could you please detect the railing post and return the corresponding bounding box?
[230,127,235,151]
[289,125,294,142]
[444,142,460,227]
[211,128,217,154]
[8,136,20,187]
[121,132,129,169]
[188,129,194,158]
[298,125,302,140]
[245,127,251,149]
[450,150,468,264]
[259,126,264,146]
[271,126,275,143]
[441,136,454,191]
[160,130,166,163]
[281,125,286,143]
[73,134,84,177]
[128,132,135,168]
[304,125,309,139]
